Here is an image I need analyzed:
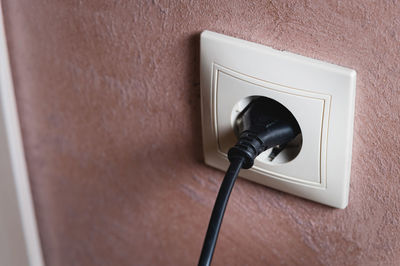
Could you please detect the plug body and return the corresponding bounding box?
[228,97,300,169]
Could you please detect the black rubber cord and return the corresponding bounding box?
[198,157,244,266]
[198,97,301,265]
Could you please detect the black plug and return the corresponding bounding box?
[228,97,301,169]
[198,97,301,266]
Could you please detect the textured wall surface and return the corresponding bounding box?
[2,0,400,265]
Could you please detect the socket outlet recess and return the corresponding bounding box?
[200,31,356,208]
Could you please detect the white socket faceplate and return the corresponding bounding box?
[200,31,356,208]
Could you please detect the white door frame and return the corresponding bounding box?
[0,3,45,266]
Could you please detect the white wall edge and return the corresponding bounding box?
[0,3,45,266]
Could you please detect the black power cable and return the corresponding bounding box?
[198,97,301,266]
[198,157,244,266]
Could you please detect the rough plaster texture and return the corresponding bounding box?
[2,0,400,265]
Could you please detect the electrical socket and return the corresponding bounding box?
[200,31,356,208]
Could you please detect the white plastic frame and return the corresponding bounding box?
[200,31,356,208]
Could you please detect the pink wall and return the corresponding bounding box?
[2,0,400,265]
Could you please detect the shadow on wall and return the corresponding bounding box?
[186,32,203,163]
